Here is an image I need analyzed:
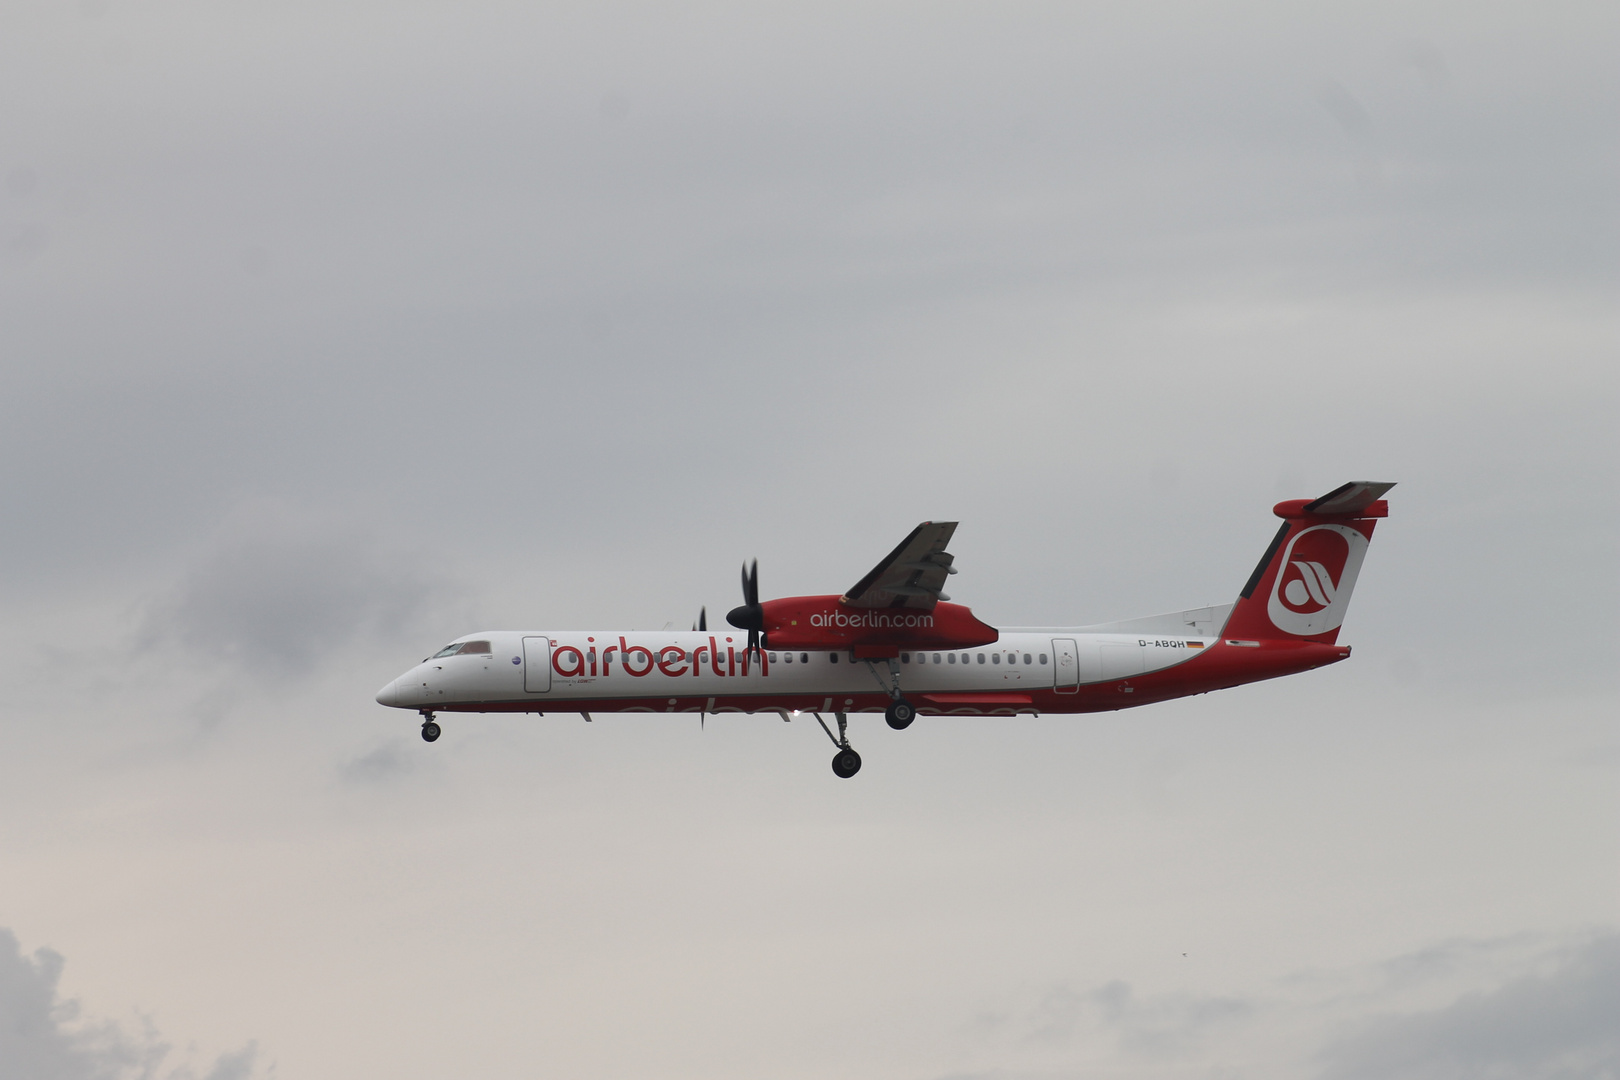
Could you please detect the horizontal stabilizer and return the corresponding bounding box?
[1304,481,1396,516]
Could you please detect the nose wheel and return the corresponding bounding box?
[420,712,441,742]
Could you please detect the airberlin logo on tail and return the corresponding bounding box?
[1266,524,1370,637]
[1283,560,1338,610]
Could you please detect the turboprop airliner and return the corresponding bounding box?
[376,481,1394,777]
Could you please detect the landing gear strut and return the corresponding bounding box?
[420,712,441,743]
[813,711,862,778]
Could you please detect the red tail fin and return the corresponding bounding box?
[1220,482,1395,645]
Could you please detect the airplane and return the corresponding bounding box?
[375,481,1395,778]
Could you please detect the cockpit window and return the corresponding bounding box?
[432,640,492,658]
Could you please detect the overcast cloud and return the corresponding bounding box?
[0,929,262,1080]
[0,1,1614,1077]
[1319,932,1620,1080]
[138,500,457,678]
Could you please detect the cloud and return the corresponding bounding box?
[339,739,422,784]
[978,976,1253,1058]
[0,928,264,1080]
[1316,80,1374,142]
[140,501,455,680]
[957,931,1620,1079]
[1318,932,1620,1080]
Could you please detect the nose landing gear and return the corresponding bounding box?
[420,712,441,742]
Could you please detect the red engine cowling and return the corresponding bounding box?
[758,596,999,656]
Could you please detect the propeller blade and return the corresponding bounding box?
[727,559,765,640]
[699,606,707,632]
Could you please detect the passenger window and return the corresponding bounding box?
[948,653,956,664]
[1039,653,1048,664]
[830,653,839,663]
[992,654,1001,664]
[901,653,910,663]
[801,653,809,664]
[784,652,793,663]
[769,652,778,663]
[932,653,942,664]
[977,654,985,664]
[1024,653,1032,664]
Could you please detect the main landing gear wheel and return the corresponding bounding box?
[814,711,862,779]
[884,698,916,730]
[421,720,441,742]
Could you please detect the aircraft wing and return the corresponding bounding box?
[841,521,958,610]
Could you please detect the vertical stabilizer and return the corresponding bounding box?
[1220,482,1394,644]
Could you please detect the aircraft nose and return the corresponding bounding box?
[375,679,399,707]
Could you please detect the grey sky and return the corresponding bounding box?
[1,2,1615,1077]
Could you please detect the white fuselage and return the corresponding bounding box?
[376,628,1217,713]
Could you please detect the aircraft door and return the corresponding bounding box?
[1052,638,1080,693]
[523,636,552,693]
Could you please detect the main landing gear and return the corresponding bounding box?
[863,656,917,730]
[813,711,862,778]
[884,698,916,730]
[420,711,441,742]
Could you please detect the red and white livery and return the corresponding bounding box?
[376,482,1395,777]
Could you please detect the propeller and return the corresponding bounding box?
[726,559,766,656]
